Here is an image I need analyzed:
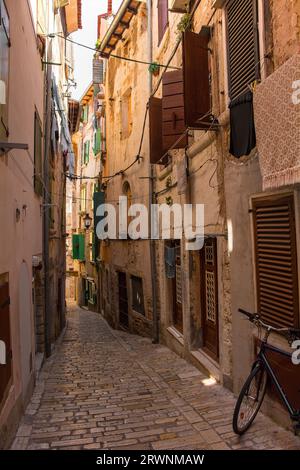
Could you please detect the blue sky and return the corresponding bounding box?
[72,0,122,100]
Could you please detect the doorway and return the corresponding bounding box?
[200,238,219,361]
[118,271,129,329]
[172,241,183,334]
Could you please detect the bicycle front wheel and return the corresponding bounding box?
[233,363,268,435]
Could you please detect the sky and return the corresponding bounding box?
[71,0,122,100]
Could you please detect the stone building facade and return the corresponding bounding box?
[93,0,300,429]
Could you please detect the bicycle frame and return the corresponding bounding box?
[257,341,300,420]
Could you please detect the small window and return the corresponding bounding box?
[157,0,168,45]
[131,276,145,315]
[226,0,260,101]
[83,140,90,165]
[34,110,43,196]
[80,185,87,213]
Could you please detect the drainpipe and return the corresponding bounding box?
[147,0,159,343]
[43,43,52,358]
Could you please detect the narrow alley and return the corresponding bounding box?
[12,305,300,451]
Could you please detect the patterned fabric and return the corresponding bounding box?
[253,54,300,190]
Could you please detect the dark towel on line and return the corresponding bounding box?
[229,90,256,158]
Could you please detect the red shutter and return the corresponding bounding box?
[162,70,187,152]
[0,282,12,407]
[149,96,163,164]
[183,30,211,129]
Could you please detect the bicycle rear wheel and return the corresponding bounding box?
[233,363,268,435]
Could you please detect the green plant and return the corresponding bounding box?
[165,196,173,206]
[95,39,101,50]
[148,62,160,76]
[176,12,192,37]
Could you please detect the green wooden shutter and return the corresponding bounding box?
[94,129,101,155]
[72,234,80,259]
[78,234,85,261]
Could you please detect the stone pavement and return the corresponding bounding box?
[12,305,300,450]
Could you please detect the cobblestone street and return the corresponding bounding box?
[12,305,300,450]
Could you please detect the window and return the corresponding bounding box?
[253,194,299,328]
[157,0,168,45]
[0,0,10,146]
[83,140,90,164]
[93,128,101,156]
[131,276,145,315]
[121,90,132,139]
[37,0,47,34]
[226,0,260,101]
[80,185,87,213]
[81,104,89,123]
[34,110,43,196]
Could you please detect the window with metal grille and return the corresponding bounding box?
[226,0,260,101]
[131,276,145,315]
[157,0,168,45]
[253,195,299,329]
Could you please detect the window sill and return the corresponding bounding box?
[167,326,184,346]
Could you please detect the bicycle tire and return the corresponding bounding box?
[233,363,268,435]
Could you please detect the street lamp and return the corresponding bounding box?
[83,213,92,230]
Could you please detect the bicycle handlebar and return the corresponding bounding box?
[238,308,300,339]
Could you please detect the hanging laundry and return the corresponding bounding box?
[165,245,176,279]
[229,90,256,158]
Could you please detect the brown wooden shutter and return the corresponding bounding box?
[226,0,260,101]
[149,96,163,164]
[253,195,299,328]
[0,282,12,407]
[162,70,187,152]
[183,30,211,129]
[157,0,168,44]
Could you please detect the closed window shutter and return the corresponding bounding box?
[183,30,211,128]
[149,96,163,164]
[93,191,105,260]
[162,70,187,153]
[253,195,299,328]
[72,234,79,259]
[226,0,260,101]
[78,234,85,261]
[158,0,168,44]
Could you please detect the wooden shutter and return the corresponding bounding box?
[157,0,168,44]
[253,195,299,328]
[183,30,211,129]
[226,0,260,101]
[149,96,163,164]
[72,234,80,259]
[78,234,85,261]
[0,282,12,407]
[162,70,187,152]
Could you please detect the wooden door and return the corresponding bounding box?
[0,282,12,408]
[172,241,183,333]
[200,238,219,360]
[118,272,129,329]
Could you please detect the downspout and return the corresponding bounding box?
[43,41,52,358]
[147,0,159,343]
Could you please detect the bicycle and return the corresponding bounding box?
[232,308,300,435]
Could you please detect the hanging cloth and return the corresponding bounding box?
[165,245,176,279]
[229,90,256,158]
